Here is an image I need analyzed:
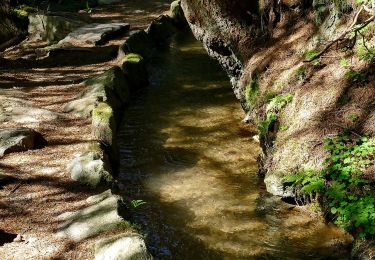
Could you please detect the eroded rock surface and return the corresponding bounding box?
[95,234,152,260]
[57,190,125,242]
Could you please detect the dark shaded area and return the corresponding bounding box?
[0,230,17,246]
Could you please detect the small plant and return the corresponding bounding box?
[345,70,367,83]
[280,125,289,131]
[340,58,350,68]
[130,199,146,208]
[258,112,278,139]
[284,134,375,238]
[357,41,375,63]
[295,67,307,81]
[305,50,319,60]
[347,113,359,122]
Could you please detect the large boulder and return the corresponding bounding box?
[64,66,130,118]
[57,190,125,242]
[28,13,87,42]
[120,53,148,90]
[118,30,154,59]
[95,234,152,260]
[67,147,113,188]
[146,15,177,46]
[0,128,46,157]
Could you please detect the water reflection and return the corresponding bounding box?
[117,33,352,259]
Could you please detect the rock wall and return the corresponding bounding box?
[181,0,375,195]
[181,1,375,253]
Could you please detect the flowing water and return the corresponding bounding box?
[117,33,352,259]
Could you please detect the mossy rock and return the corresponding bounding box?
[86,66,130,106]
[65,66,130,118]
[146,15,177,46]
[92,102,116,145]
[120,53,148,90]
[119,30,154,59]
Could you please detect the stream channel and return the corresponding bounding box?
[117,32,351,259]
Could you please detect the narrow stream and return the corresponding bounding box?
[117,33,351,259]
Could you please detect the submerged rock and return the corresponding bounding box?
[95,234,152,260]
[147,15,177,46]
[0,128,46,157]
[119,30,154,59]
[64,66,130,118]
[120,53,148,90]
[57,190,125,242]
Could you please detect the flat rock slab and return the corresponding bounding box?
[57,190,125,242]
[0,128,46,157]
[95,234,152,260]
[58,23,130,47]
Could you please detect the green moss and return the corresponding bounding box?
[92,102,116,145]
[266,93,294,113]
[122,53,142,64]
[280,125,289,131]
[244,78,259,110]
[92,102,114,123]
[258,112,278,139]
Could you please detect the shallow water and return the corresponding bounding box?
[117,33,352,259]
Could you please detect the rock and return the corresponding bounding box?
[28,13,87,42]
[95,234,152,260]
[264,173,294,197]
[0,128,46,157]
[57,190,125,242]
[64,66,130,118]
[92,102,116,145]
[118,30,154,59]
[170,0,187,28]
[146,15,177,46]
[58,22,130,47]
[120,53,148,90]
[0,97,62,124]
[98,0,121,4]
[67,150,113,188]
